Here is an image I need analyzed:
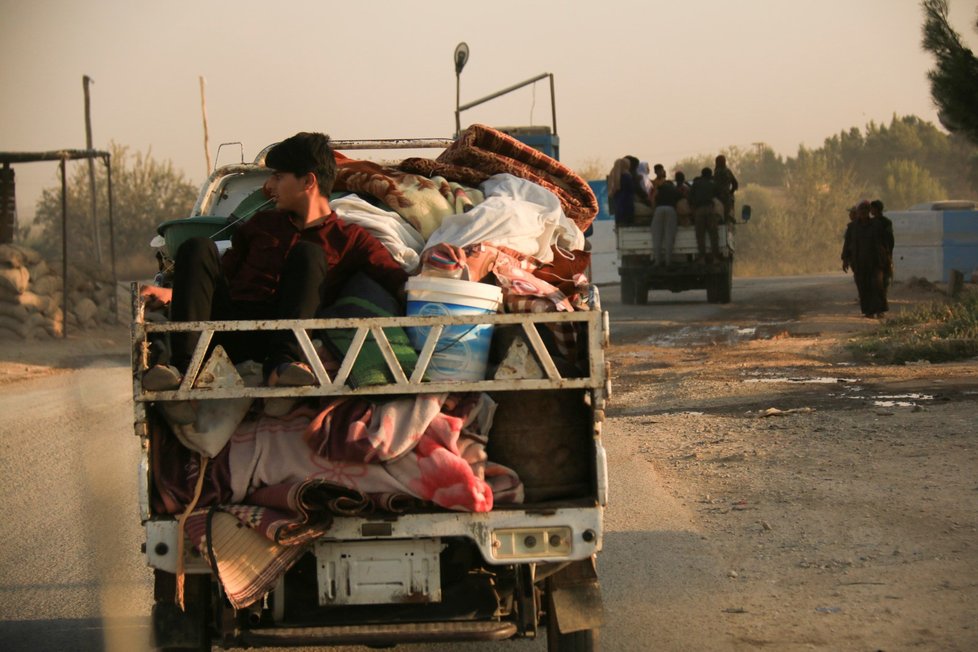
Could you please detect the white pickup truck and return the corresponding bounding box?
[615,220,735,304]
[133,137,609,651]
[615,199,751,305]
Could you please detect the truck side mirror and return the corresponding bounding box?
[741,205,752,223]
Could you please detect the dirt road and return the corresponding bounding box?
[0,273,975,651]
[606,274,978,651]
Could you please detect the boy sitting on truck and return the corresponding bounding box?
[140,132,407,400]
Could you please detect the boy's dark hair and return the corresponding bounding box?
[870,199,884,212]
[265,132,337,195]
[701,167,713,178]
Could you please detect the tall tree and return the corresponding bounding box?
[921,0,978,145]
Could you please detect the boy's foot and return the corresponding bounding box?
[142,364,182,391]
[264,362,316,417]
[270,361,317,387]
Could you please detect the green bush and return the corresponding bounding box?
[847,290,978,363]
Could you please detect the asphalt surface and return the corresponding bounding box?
[0,275,852,651]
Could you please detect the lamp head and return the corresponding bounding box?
[454,42,469,75]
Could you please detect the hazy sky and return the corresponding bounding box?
[2,0,977,222]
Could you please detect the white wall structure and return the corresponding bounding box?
[889,202,978,283]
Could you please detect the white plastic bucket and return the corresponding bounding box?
[405,276,503,381]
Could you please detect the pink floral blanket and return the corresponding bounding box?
[171,393,523,608]
[230,393,523,512]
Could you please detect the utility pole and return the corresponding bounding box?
[199,76,212,174]
[0,163,14,244]
[83,75,102,264]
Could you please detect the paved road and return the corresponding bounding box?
[0,357,151,651]
[0,275,854,651]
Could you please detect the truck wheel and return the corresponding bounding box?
[706,265,733,304]
[547,626,599,652]
[705,274,721,303]
[634,280,649,305]
[620,274,636,305]
[545,576,599,652]
[718,265,733,304]
[152,571,213,652]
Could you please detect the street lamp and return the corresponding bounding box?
[454,42,469,137]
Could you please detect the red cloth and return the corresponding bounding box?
[221,210,407,305]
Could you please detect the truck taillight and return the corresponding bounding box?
[490,527,572,560]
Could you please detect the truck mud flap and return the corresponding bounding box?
[233,621,517,647]
[547,557,604,634]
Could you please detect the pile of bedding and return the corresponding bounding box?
[153,124,598,607]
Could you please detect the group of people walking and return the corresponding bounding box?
[841,199,894,318]
[608,155,738,265]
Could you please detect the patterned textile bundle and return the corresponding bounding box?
[398,124,598,232]
[333,152,484,239]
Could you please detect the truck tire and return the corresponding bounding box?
[620,273,637,305]
[545,572,600,652]
[634,279,649,305]
[717,262,733,304]
[547,626,599,652]
[705,274,721,303]
[152,571,213,652]
[706,264,733,304]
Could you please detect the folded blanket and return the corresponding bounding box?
[424,173,583,262]
[334,153,484,239]
[319,272,419,388]
[399,124,599,232]
[331,194,426,273]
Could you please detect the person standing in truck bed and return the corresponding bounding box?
[140,131,407,395]
[650,173,681,268]
[713,155,739,224]
[608,158,636,226]
[689,168,721,263]
[625,155,655,225]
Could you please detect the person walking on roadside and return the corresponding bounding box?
[870,199,895,290]
[845,200,889,318]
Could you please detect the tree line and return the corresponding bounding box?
[669,114,978,276]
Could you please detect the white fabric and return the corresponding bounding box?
[423,174,584,263]
[637,161,653,195]
[331,194,426,273]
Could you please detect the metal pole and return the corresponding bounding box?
[457,72,552,113]
[455,72,461,138]
[83,75,102,264]
[199,76,212,174]
[60,157,68,339]
[548,73,558,136]
[104,154,118,320]
[0,163,14,244]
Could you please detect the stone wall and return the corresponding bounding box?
[0,244,122,339]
